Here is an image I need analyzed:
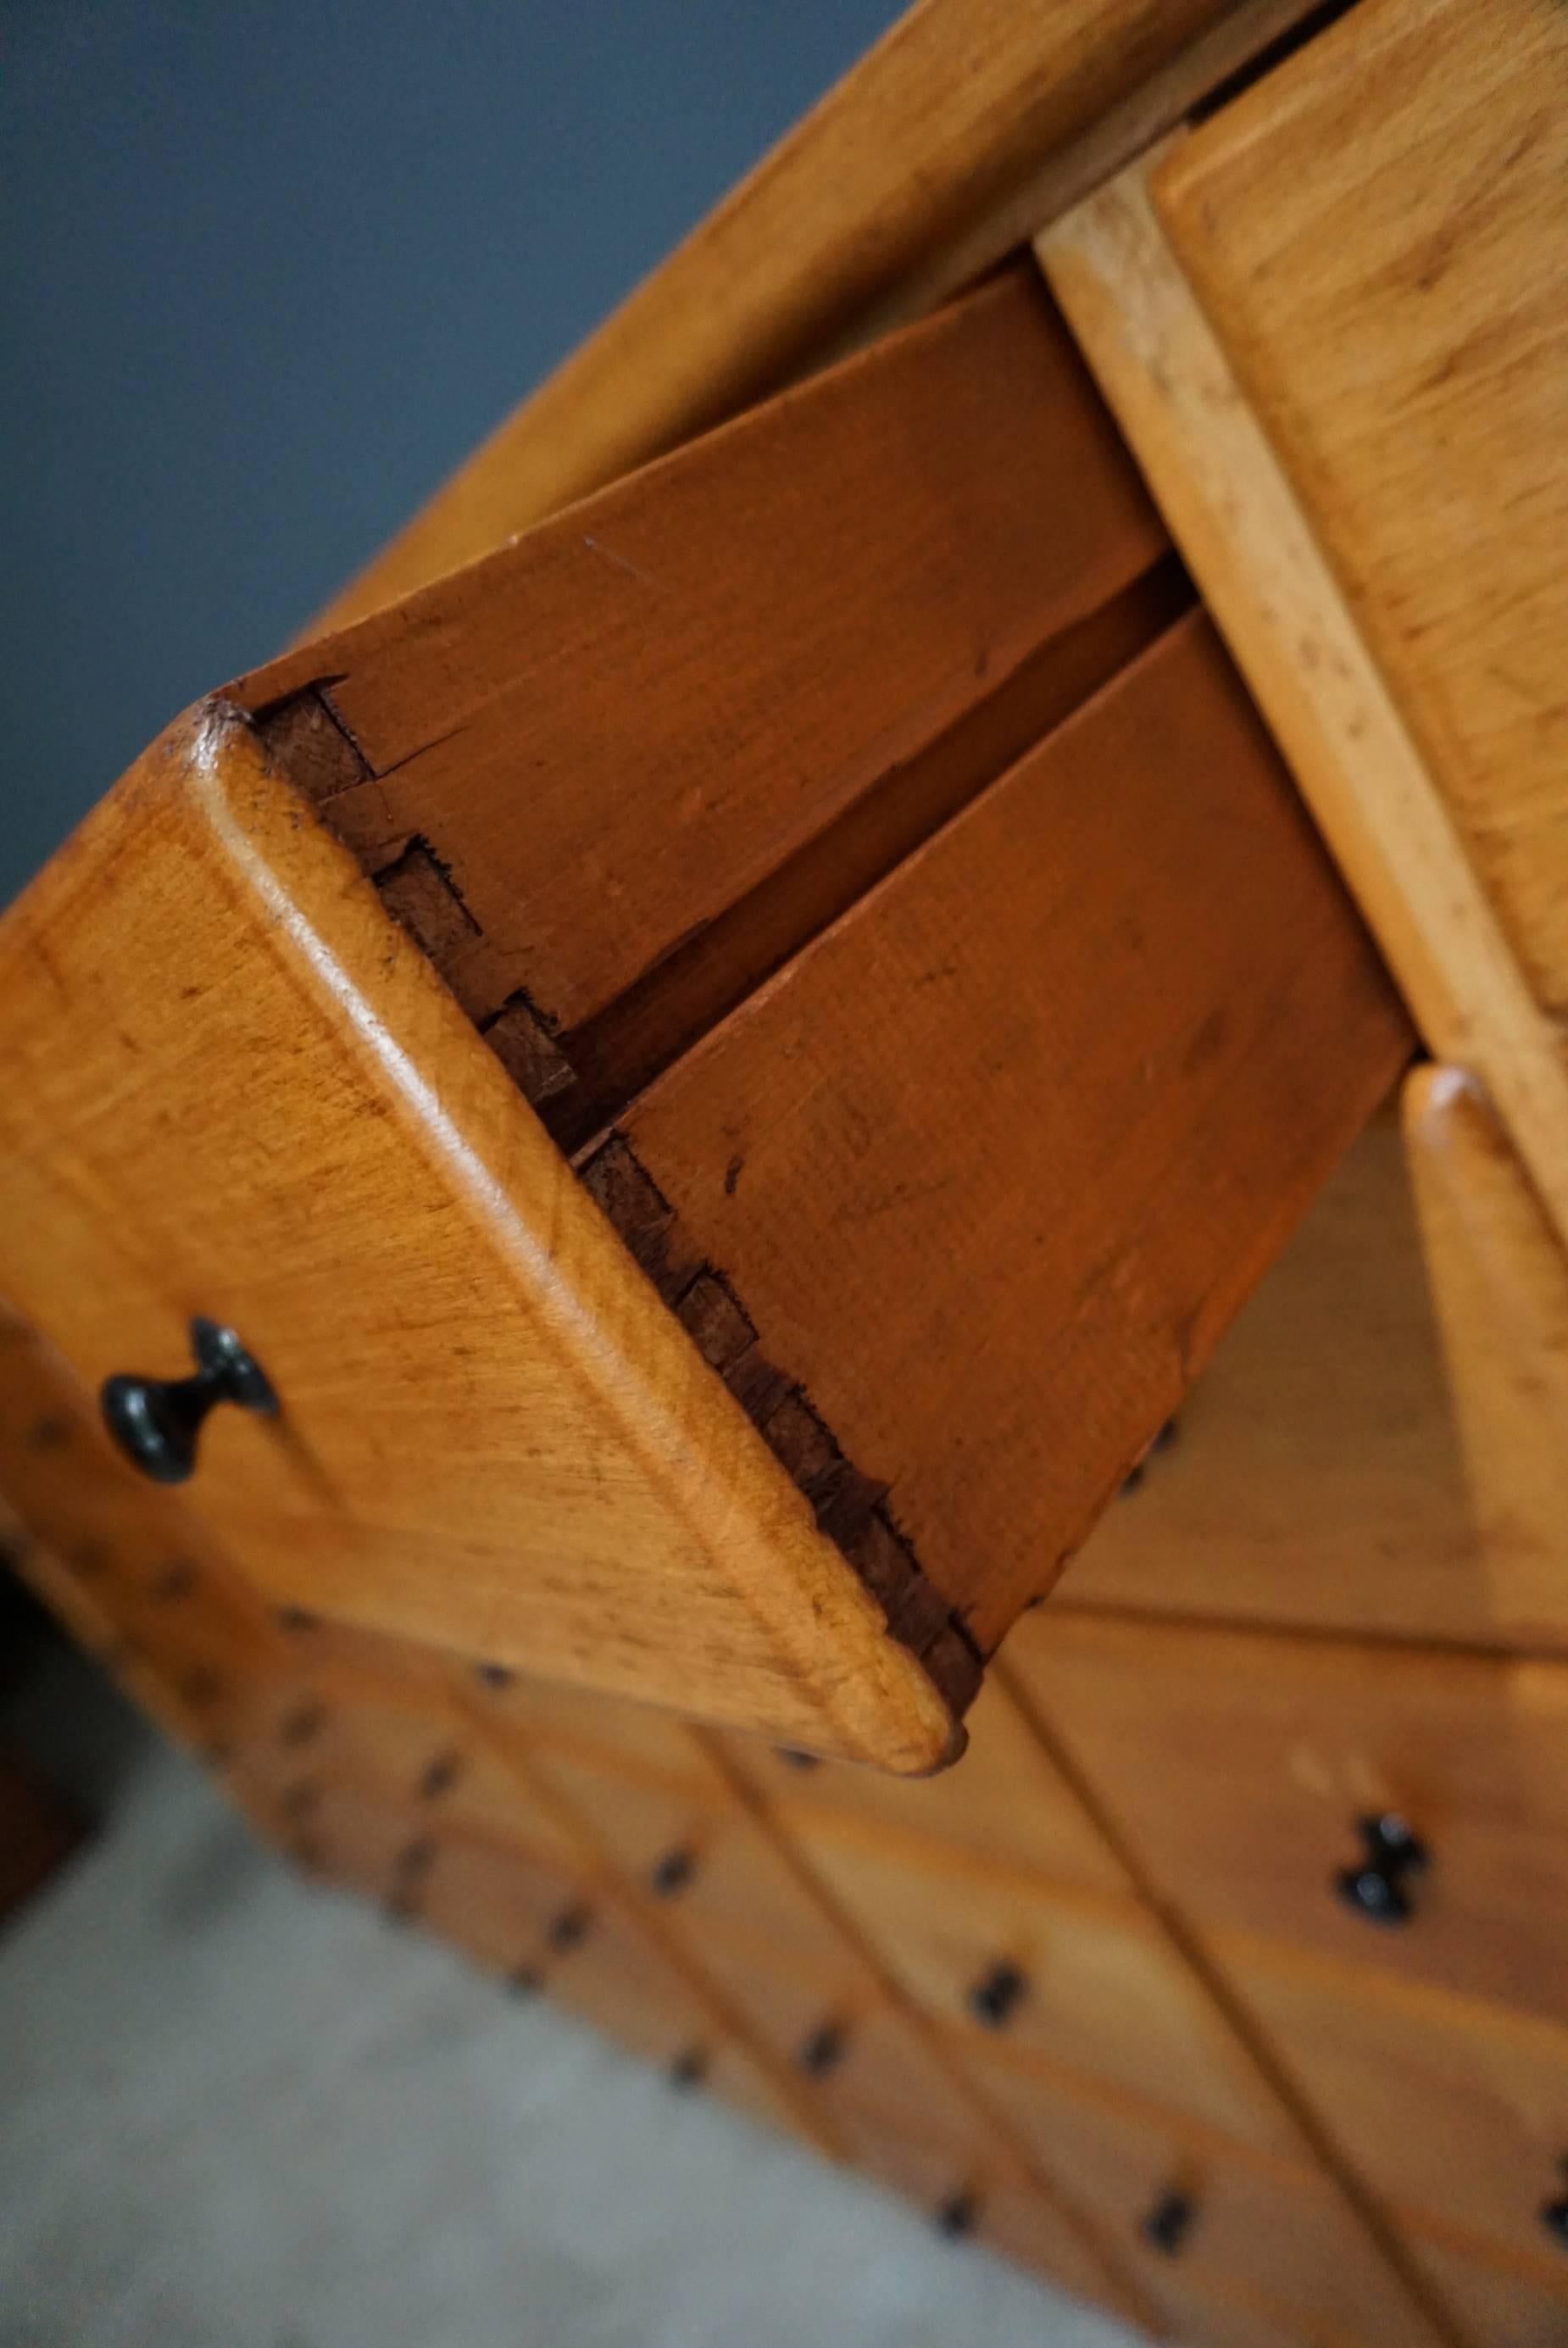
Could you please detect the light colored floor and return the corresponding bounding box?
[0,1737,1140,2348]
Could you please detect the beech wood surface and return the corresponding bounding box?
[1008,1610,1568,2031]
[622,614,1412,1653]
[0,715,958,1772]
[238,269,1176,1140]
[1157,0,1568,1015]
[1063,1100,1568,1651]
[1403,1067,1568,1654]
[1220,1943,1568,2276]
[966,2040,1442,2348]
[1037,159,1568,1266]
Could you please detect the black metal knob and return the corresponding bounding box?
[1142,2187,1197,2257]
[797,2019,848,2077]
[1540,2158,1568,2250]
[547,1900,593,1953]
[668,2046,709,2093]
[650,1844,698,1898]
[933,2189,980,2240]
[101,1317,277,1484]
[1336,1813,1429,1927]
[967,1959,1028,2030]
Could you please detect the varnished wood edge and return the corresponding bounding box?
[247,682,983,1740]
[19,697,966,1772]
[1035,157,1568,1265]
[575,1132,982,1718]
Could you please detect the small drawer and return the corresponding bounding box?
[268,1777,431,1901]
[719,1674,1127,1897]
[965,2043,1438,2346]
[964,2167,1126,2313]
[808,2072,1123,2314]
[673,1928,876,2085]
[414,1831,594,1977]
[835,2100,1121,2312]
[287,1693,467,1811]
[540,1899,738,2078]
[1226,1939,1568,2276]
[522,1742,858,1982]
[1007,1611,1568,2028]
[697,2039,812,2142]
[787,1811,1302,2158]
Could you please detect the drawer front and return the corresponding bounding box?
[1008,1612,1568,2026]
[0,753,954,1776]
[274,1778,426,1900]
[818,2090,1122,2311]
[679,1933,993,2173]
[412,1831,594,1975]
[786,1811,1301,2158]
[231,1708,587,1883]
[520,1743,859,1983]
[719,1674,1128,1896]
[1226,1940,1568,2273]
[963,2168,1131,2317]
[697,2039,809,2141]
[965,2045,1439,2347]
[1155,0,1568,1021]
[537,1900,726,2076]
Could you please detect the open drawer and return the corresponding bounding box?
[0,268,1408,1770]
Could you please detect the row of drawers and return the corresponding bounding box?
[486,1659,1460,2348]
[223,1610,1437,2345]
[14,1323,1560,2347]
[158,1589,1568,2348]
[227,1711,1125,2318]
[1004,1610,1568,2329]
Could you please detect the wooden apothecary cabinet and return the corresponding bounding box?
[6,2,1567,2340]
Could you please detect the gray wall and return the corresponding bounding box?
[2,1,899,905]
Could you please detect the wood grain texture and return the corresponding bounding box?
[1404,1066,1568,1652]
[312,0,1271,632]
[1063,1101,1568,1650]
[965,2042,1443,2348]
[239,269,1175,1131]
[1007,1611,1568,2032]
[719,1672,1132,1898]
[788,1810,1304,2160]
[1036,160,1568,1265]
[622,613,1413,1653]
[0,713,958,1772]
[1157,0,1568,1014]
[215,267,1406,1685]
[1220,1942,1568,2276]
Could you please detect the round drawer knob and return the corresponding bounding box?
[650,1844,699,1898]
[1142,2187,1197,2257]
[797,2019,848,2078]
[933,2189,980,2240]
[967,1959,1028,2030]
[1335,1812,1429,1926]
[101,1317,278,1484]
